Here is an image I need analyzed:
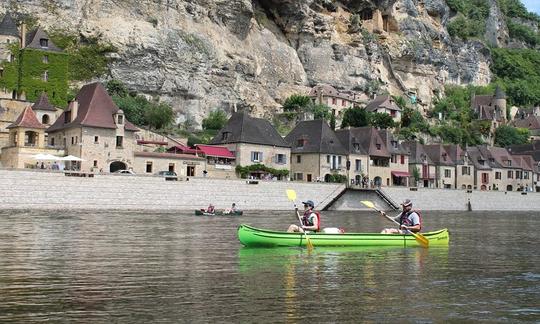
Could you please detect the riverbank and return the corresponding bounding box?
[1,169,538,211]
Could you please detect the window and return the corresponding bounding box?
[41,115,49,124]
[251,151,262,162]
[481,173,489,184]
[495,172,501,180]
[442,153,447,162]
[116,136,123,148]
[296,155,301,163]
[42,55,48,63]
[516,171,522,179]
[40,38,48,47]
[50,138,55,146]
[117,115,124,125]
[390,110,396,117]
[342,99,346,106]
[93,160,98,167]
[355,159,362,171]
[169,163,175,172]
[42,70,48,81]
[400,155,405,164]
[94,136,99,144]
[353,143,360,151]
[462,166,470,175]
[376,143,381,150]
[338,156,342,166]
[507,170,513,179]
[71,137,74,145]
[221,132,230,141]
[444,169,451,178]
[326,155,330,163]
[295,173,303,181]
[296,138,306,148]
[146,162,153,173]
[391,154,396,163]
[332,98,337,105]
[506,160,512,166]
[524,171,529,179]
[276,154,286,164]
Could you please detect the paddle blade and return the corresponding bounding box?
[361,200,375,209]
[413,232,430,248]
[286,189,297,201]
[306,237,314,250]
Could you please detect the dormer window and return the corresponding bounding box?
[391,140,397,149]
[117,115,123,125]
[489,158,495,163]
[64,111,71,123]
[40,38,48,48]
[221,131,231,141]
[376,143,381,150]
[442,153,447,161]
[506,160,511,166]
[353,143,360,151]
[297,138,307,148]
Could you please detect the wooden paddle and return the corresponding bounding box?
[286,189,314,250]
[361,200,429,248]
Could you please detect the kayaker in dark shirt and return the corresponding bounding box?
[380,199,421,234]
[287,200,320,233]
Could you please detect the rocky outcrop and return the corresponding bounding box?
[0,0,500,127]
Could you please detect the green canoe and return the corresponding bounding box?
[195,210,243,216]
[237,224,449,248]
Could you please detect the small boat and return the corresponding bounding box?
[195,209,243,216]
[237,224,449,248]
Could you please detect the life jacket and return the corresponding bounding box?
[207,206,215,213]
[302,210,321,232]
[399,210,422,230]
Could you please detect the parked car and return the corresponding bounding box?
[113,169,135,175]
[156,170,178,181]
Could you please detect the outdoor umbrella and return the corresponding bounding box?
[62,155,84,161]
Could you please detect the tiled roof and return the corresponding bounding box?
[378,129,409,155]
[285,119,347,155]
[365,95,401,112]
[195,144,235,158]
[25,27,62,52]
[423,144,454,166]
[210,112,289,148]
[32,92,57,111]
[466,146,492,170]
[512,115,540,130]
[0,13,19,38]
[48,82,139,132]
[495,85,506,99]
[402,141,434,165]
[443,144,467,164]
[7,106,47,129]
[335,126,390,157]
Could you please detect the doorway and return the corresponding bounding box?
[110,161,127,173]
[187,166,195,177]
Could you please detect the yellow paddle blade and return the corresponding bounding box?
[361,200,375,209]
[412,232,430,248]
[306,237,314,250]
[286,189,297,201]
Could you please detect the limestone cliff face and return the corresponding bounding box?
[0,0,500,127]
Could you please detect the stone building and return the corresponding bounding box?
[0,13,20,100]
[308,84,365,125]
[444,144,475,190]
[334,126,370,186]
[379,129,410,186]
[47,82,139,172]
[471,86,507,142]
[403,141,436,188]
[210,111,290,179]
[285,119,348,182]
[511,115,540,141]
[1,105,63,168]
[364,95,402,122]
[423,144,456,189]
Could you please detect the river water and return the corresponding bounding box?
[0,210,538,323]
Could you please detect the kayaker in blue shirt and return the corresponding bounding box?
[287,200,321,233]
[380,199,422,234]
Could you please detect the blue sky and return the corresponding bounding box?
[522,0,540,15]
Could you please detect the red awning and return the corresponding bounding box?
[167,144,200,155]
[391,171,410,177]
[196,145,235,158]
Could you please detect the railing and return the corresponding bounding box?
[375,188,399,210]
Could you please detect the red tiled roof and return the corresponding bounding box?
[7,106,47,129]
[32,93,57,111]
[195,144,235,158]
[167,144,200,155]
[48,82,139,132]
[134,151,204,160]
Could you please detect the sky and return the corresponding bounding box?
[522,0,540,15]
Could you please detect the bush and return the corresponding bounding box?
[283,94,312,112]
[494,125,530,147]
[202,110,228,130]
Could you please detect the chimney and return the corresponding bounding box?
[70,100,78,122]
[21,24,26,48]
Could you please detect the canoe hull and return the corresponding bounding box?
[195,210,243,216]
[238,224,449,248]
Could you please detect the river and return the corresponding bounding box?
[0,210,538,323]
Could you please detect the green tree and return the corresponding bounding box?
[283,94,312,112]
[202,110,228,130]
[312,104,331,120]
[106,79,128,97]
[112,94,149,126]
[341,107,370,128]
[369,112,395,129]
[494,125,530,147]
[144,102,174,130]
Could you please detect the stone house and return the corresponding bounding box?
[467,146,494,191]
[471,86,507,142]
[308,84,364,126]
[31,92,60,126]
[379,129,410,186]
[511,115,540,141]
[423,144,456,189]
[444,144,475,190]
[403,141,436,188]
[194,144,236,179]
[285,119,348,182]
[334,127,370,186]
[364,95,402,122]
[482,146,525,192]
[47,82,140,172]
[1,105,63,168]
[210,111,290,179]
[336,126,391,187]
[133,151,204,177]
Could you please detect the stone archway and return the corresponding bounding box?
[374,176,382,187]
[480,185,487,191]
[110,161,127,173]
[506,185,513,192]
[41,114,50,125]
[324,174,331,182]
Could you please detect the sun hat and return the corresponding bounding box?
[302,200,315,208]
[401,199,412,207]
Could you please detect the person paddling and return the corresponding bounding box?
[287,200,320,233]
[206,204,215,214]
[380,199,422,234]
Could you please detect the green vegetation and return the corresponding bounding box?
[325,173,348,183]
[202,110,228,131]
[494,125,530,147]
[497,0,540,21]
[446,0,490,39]
[235,164,289,179]
[491,48,540,106]
[507,20,540,47]
[340,107,395,129]
[282,94,333,124]
[48,30,116,81]
[107,80,174,131]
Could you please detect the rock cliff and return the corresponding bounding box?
[0,0,502,127]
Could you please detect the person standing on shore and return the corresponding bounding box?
[380,199,422,234]
[287,200,320,233]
